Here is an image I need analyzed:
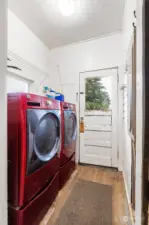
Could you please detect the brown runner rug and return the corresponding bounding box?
[54,179,112,225]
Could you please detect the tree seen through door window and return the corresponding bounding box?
[85,77,111,111]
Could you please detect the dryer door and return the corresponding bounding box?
[64,111,77,148]
[27,109,60,175]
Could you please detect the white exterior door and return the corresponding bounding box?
[79,68,118,167]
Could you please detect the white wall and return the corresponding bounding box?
[8,9,49,73]
[48,33,124,167]
[122,1,144,224]
[0,0,7,225]
[135,0,144,223]
[8,10,60,94]
[49,33,124,102]
[122,0,137,205]
[123,0,137,57]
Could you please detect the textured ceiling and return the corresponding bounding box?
[8,0,125,49]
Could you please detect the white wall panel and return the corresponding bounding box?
[0,0,7,224]
[48,33,123,86]
[61,83,77,104]
[8,10,49,73]
[8,10,61,93]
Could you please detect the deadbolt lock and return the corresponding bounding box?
[80,117,84,122]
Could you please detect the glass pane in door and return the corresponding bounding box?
[84,76,113,163]
[85,76,112,111]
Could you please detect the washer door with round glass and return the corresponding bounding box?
[64,110,77,149]
[27,109,60,175]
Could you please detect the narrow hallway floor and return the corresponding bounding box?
[40,165,130,225]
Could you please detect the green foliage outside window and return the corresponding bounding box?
[85,77,111,111]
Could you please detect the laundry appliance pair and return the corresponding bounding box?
[8,93,77,225]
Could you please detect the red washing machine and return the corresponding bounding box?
[60,102,77,188]
[8,93,61,225]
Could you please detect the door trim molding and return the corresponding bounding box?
[79,66,118,75]
[8,50,49,77]
[77,66,120,169]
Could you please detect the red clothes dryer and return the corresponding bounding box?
[8,93,61,225]
[60,102,77,188]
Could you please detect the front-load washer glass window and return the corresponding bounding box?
[34,114,58,157]
[64,111,77,147]
[27,109,60,175]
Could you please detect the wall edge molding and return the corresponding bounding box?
[8,50,49,77]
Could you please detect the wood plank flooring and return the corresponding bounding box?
[40,165,130,225]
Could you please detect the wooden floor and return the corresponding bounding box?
[40,165,130,225]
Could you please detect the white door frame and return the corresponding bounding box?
[78,66,120,168]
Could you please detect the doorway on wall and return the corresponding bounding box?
[7,72,31,93]
[79,68,118,168]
